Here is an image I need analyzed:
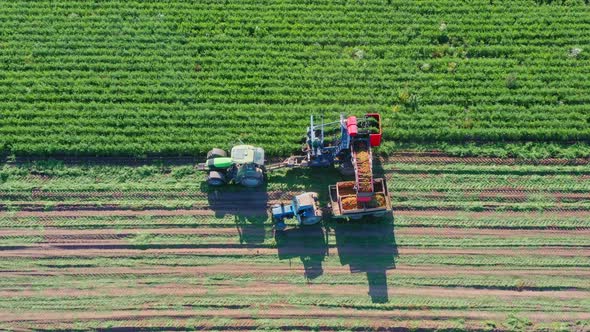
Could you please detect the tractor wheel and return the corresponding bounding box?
[240,170,264,188]
[338,161,355,177]
[274,220,286,231]
[302,216,322,225]
[240,176,263,188]
[207,171,226,186]
[207,148,227,159]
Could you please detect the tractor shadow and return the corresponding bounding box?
[274,224,328,281]
[205,183,270,245]
[235,215,268,245]
[329,213,398,303]
[206,182,270,218]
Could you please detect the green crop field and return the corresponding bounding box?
[1,0,590,157]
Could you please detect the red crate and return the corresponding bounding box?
[366,113,382,147]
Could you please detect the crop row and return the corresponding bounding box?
[1,0,589,156]
[2,270,588,293]
[3,234,590,248]
[2,210,589,229]
[2,292,585,315]
[2,103,590,121]
[1,253,588,270]
[1,162,587,189]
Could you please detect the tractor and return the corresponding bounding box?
[271,192,323,231]
[197,145,266,188]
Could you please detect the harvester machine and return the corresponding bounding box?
[270,113,391,220]
[196,113,392,221]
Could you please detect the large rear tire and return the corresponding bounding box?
[207,148,227,159]
[240,176,263,188]
[240,170,264,188]
[301,216,322,226]
[207,171,226,186]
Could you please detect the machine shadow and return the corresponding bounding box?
[235,215,268,245]
[372,154,387,180]
[206,182,270,217]
[206,183,270,245]
[329,213,398,303]
[266,166,350,207]
[275,224,328,280]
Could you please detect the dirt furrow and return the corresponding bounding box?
[2,264,589,278]
[1,307,589,325]
[1,283,588,300]
[395,189,590,202]
[3,208,590,219]
[1,244,589,257]
[2,226,589,238]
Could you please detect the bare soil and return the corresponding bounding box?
[2,226,588,238]
[1,283,588,300]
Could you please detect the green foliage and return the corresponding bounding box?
[483,320,498,331]
[170,165,196,179]
[383,142,590,159]
[129,232,156,250]
[505,73,519,89]
[0,1,588,157]
[504,314,533,332]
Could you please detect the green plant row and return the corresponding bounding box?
[1,253,587,270]
[1,0,590,157]
[2,211,587,230]
[2,231,588,248]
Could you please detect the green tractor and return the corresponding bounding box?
[197,145,266,188]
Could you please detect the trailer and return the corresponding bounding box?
[329,178,391,219]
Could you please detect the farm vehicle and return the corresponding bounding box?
[272,192,323,231]
[196,144,266,188]
[198,113,391,221]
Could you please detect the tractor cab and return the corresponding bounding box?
[230,145,265,187]
[231,145,265,166]
[272,192,322,230]
[292,193,322,225]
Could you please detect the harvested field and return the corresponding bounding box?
[0,156,589,331]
